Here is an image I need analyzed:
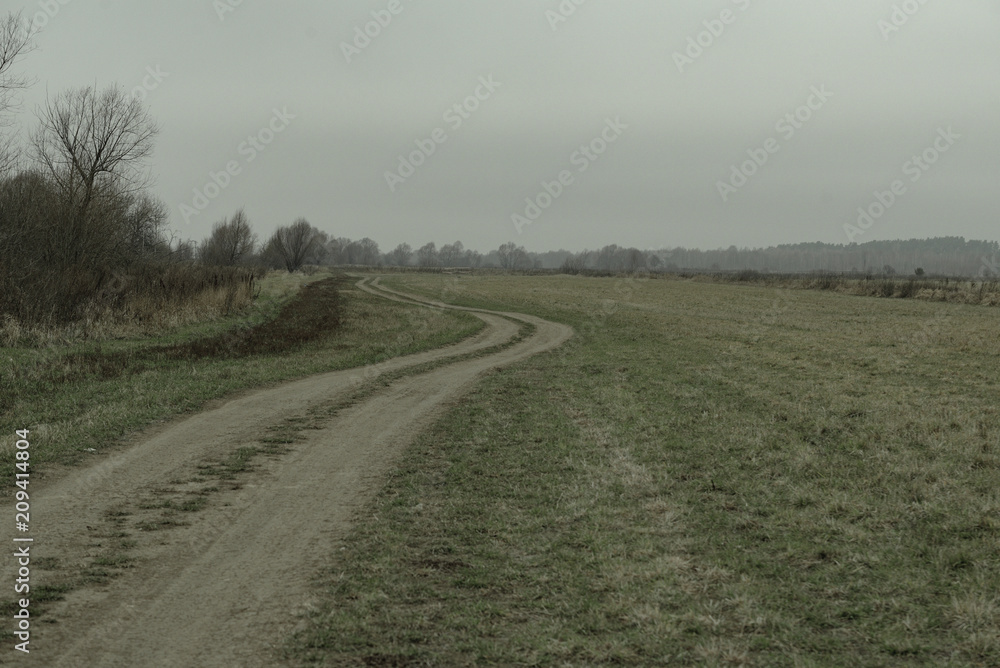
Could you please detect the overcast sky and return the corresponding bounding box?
[7,0,999,253]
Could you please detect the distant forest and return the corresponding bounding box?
[643,237,1000,278]
[178,213,999,279]
[279,236,998,278]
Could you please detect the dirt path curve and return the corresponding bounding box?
[2,277,571,667]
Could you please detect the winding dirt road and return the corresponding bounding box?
[1,278,571,667]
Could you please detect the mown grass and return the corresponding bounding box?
[290,273,1000,667]
[0,272,484,484]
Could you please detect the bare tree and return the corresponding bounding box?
[497,242,529,271]
[0,11,37,175]
[416,242,438,267]
[32,84,159,221]
[624,248,647,273]
[309,229,330,265]
[200,209,257,266]
[338,237,379,266]
[322,237,348,265]
[0,169,60,270]
[0,13,34,111]
[594,244,623,272]
[266,218,320,272]
[465,249,483,268]
[439,240,464,267]
[170,237,198,263]
[561,252,588,274]
[122,193,169,258]
[386,242,412,266]
[340,240,359,265]
[357,237,381,266]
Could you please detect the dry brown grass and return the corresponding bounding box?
[0,263,262,344]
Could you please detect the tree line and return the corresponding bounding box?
[198,222,999,279]
[649,238,1000,278]
[193,215,532,272]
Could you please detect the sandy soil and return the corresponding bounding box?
[1,277,571,667]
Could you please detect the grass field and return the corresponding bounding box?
[291,273,999,667]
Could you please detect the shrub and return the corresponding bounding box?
[0,263,263,341]
[898,280,917,299]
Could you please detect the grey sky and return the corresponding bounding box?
[9,0,999,253]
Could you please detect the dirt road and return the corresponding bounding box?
[0,278,570,667]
